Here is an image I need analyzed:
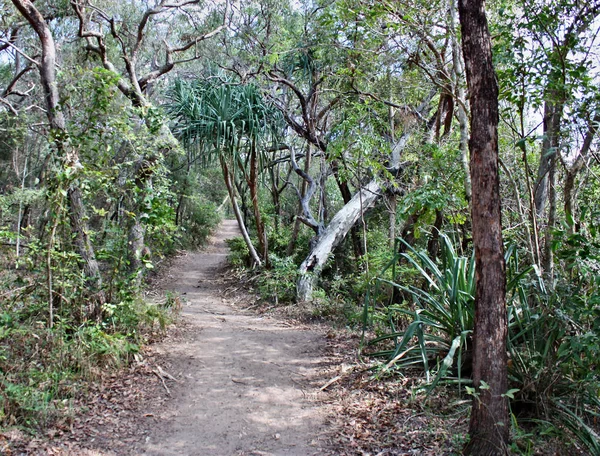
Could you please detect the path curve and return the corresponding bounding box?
[139,220,329,456]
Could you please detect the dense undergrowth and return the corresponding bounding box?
[0,204,219,432]
[362,234,600,454]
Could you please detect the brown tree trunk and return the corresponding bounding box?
[458,0,509,453]
[221,159,262,267]
[249,143,269,267]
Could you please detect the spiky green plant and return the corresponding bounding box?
[365,234,600,453]
[364,233,475,390]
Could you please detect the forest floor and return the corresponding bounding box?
[4,219,467,455]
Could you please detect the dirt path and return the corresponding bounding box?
[137,220,330,456]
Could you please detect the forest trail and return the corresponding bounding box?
[138,220,329,456]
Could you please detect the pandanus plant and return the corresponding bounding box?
[167,78,282,266]
[364,233,476,390]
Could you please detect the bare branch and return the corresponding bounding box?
[2,66,34,98]
[0,38,40,67]
[0,97,19,115]
[0,27,20,53]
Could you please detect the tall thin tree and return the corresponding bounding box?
[11,0,106,321]
[458,0,509,453]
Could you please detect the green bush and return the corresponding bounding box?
[364,234,600,453]
[178,197,221,247]
[256,254,298,304]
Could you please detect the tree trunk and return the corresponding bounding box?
[12,0,105,320]
[534,97,563,217]
[450,0,472,204]
[458,0,509,454]
[563,112,599,234]
[544,159,556,282]
[221,159,262,267]
[68,186,105,319]
[297,180,381,301]
[287,145,314,255]
[249,142,269,267]
[128,219,146,289]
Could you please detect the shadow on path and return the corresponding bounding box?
[138,220,329,456]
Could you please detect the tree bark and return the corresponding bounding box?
[450,0,472,204]
[297,179,381,301]
[563,112,599,234]
[534,96,563,218]
[458,0,509,454]
[248,142,269,267]
[287,145,314,255]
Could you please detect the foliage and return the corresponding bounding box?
[167,77,282,170]
[0,299,174,429]
[364,232,600,453]
[364,233,475,390]
[256,254,298,305]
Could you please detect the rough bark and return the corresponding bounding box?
[297,180,381,301]
[12,0,105,320]
[458,0,509,454]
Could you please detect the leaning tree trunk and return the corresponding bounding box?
[297,180,381,301]
[12,0,105,320]
[221,159,262,267]
[458,0,509,454]
[295,132,411,301]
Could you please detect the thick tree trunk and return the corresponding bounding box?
[297,180,381,301]
[458,0,509,454]
[12,0,105,320]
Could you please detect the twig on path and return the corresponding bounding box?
[152,365,178,395]
[156,365,178,382]
[319,375,341,391]
[319,364,355,391]
[153,370,171,395]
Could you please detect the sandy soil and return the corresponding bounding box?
[134,220,331,456]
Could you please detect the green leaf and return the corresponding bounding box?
[502,388,520,399]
